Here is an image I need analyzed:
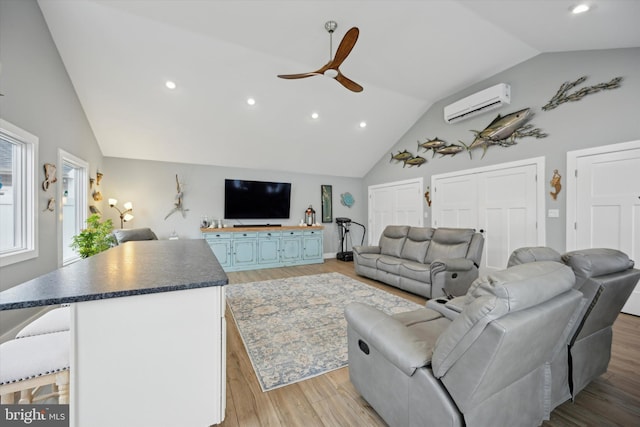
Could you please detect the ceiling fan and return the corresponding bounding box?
[277,21,363,93]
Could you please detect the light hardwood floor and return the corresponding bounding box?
[220,259,640,427]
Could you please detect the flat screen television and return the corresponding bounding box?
[224,179,292,219]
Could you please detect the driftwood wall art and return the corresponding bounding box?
[542,76,622,111]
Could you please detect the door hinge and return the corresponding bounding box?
[574,222,577,230]
[575,169,578,178]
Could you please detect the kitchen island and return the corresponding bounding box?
[0,239,228,427]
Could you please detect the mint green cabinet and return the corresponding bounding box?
[204,233,232,268]
[232,233,257,268]
[202,227,323,272]
[302,230,323,261]
[281,230,303,263]
[258,231,281,266]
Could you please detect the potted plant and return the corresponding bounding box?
[71,214,116,258]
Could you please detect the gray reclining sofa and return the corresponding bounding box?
[345,247,639,426]
[353,226,484,299]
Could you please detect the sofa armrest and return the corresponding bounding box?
[425,296,466,320]
[352,245,381,255]
[430,258,479,298]
[430,258,475,273]
[345,302,434,376]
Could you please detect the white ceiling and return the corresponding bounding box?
[37,0,640,178]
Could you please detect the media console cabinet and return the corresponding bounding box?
[201,225,324,272]
[0,240,227,427]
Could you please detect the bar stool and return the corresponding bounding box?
[15,306,70,339]
[0,331,70,404]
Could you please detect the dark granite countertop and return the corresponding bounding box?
[0,240,228,310]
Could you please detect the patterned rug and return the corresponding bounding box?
[226,272,422,391]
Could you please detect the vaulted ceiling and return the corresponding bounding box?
[37,0,640,177]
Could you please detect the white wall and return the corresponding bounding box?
[101,157,367,255]
[0,0,104,332]
[364,48,640,253]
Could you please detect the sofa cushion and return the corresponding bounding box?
[425,228,474,264]
[377,256,403,274]
[356,253,381,269]
[400,227,434,262]
[398,261,431,283]
[379,225,410,258]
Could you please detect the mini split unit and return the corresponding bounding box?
[444,83,511,124]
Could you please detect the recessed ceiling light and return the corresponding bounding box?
[247,98,256,106]
[311,112,319,119]
[165,80,177,90]
[570,4,590,14]
[359,121,367,128]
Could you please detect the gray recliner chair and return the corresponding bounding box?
[345,261,582,427]
[507,246,640,408]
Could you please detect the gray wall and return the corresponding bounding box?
[0,0,104,330]
[101,157,367,255]
[364,48,640,252]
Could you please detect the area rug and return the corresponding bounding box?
[226,272,422,391]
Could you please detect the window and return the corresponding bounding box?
[58,150,88,266]
[0,120,38,266]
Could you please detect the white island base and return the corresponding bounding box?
[70,285,225,427]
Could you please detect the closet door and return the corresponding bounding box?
[432,158,544,275]
[567,141,640,315]
[368,178,423,244]
[431,172,477,228]
[477,164,538,273]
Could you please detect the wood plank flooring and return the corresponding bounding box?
[220,259,640,426]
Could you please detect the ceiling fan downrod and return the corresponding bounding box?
[325,21,338,60]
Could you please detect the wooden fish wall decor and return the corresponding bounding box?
[389,149,427,168]
[465,108,547,159]
[542,76,622,111]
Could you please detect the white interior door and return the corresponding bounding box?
[432,173,478,228]
[567,140,640,315]
[368,178,423,245]
[478,164,538,273]
[432,158,544,276]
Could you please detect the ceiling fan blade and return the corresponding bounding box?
[277,72,320,79]
[335,72,363,93]
[329,27,359,69]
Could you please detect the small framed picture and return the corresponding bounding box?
[321,185,332,223]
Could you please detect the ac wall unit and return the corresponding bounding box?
[444,83,511,124]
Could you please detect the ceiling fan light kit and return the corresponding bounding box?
[277,21,363,93]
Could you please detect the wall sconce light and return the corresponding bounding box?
[108,198,134,228]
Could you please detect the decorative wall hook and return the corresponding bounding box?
[42,163,57,191]
[550,169,562,200]
[424,187,432,207]
[44,197,55,212]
